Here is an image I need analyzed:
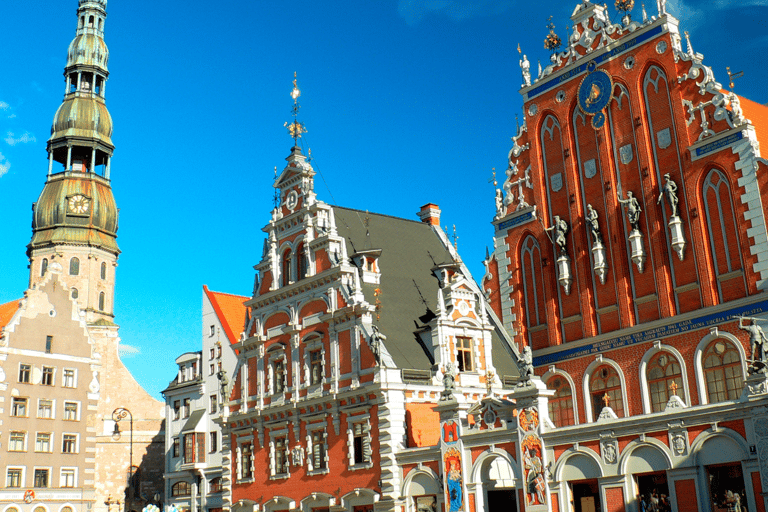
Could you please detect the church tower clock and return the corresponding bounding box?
[27,0,119,323]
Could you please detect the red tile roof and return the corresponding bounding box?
[204,285,248,345]
[0,299,20,330]
[738,93,768,145]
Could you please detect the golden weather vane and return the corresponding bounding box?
[726,66,744,91]
[284,71,307,145]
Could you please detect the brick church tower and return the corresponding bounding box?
[483,1,768,510]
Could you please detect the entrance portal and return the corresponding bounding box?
[486,489,517,512]
[707,463,746,512]
[571,480,600,512]
[635,471,670,510]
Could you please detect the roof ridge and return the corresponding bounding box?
[332,205,428,225]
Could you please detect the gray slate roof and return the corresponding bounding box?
[332,207,519,380]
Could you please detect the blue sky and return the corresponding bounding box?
[1,0,766,399]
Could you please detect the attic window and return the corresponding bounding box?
[456,337,474,372]
[366,258,374,272]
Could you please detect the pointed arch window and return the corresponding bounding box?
[98,292,105,311]
[69,257,80,276]
[546,376,575,427]
[41,258,48,276]
[703,339,743,403]
[647,352,682,412]
[281,250,292,287]
[521,236,546,330]
[703,169,744,299]
[589,365,624,418]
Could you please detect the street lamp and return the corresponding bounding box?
[112,407,134,499]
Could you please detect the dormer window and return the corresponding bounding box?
[456,337,474,372]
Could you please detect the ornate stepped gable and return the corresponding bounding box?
[486,0,768,349]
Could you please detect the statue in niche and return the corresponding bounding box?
[618,191,642,230]
[545,215,569,255]
[657,173,679,217]
[494,188,506,219]
[520,54,531,87]
[586,204,602,244]
[370,325,386,364]
[735,315,768,374]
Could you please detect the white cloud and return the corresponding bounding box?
[0,101,8,110]
[667,0,768,32]
[119,344,141,357]
[398,0,515,25]
[5,131,36,146]
[0,152,10,178]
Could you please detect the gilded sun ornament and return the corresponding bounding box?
[543,17,562,52]
[615,0,634,12]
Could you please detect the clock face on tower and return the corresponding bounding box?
[68,194,90,214]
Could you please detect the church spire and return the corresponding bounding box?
[27,0,119,323]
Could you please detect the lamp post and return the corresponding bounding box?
[112,407,134,499]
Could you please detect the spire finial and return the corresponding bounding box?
[544,16,562,53]
[284,72,307,145]
[684,31,694,57]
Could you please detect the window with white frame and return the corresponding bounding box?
[8,431,26,452]
[35,432,52,453]
[647,352,683,412]
[455,337,474,372]
[62,368,76,388]
[210,394,218,414]
[12,397,28,417]
[350,420,372,467]
[307,427,328,473]
[589,365,624,418]
[38,399,53,419]
[63,401,79,421]
[271,435,289,477]
[210,431,218,453]
[6,468,23,488]
[19,363,31,383]
[33,468,49,488]
[703,338,744,403]
[304,335,325,387]
[60,468,76,488]
[173,400,180,420]
[547,375,575,427]
[62,434,78,454]
[41,366,55,386]
[239,442,253,480]
[182,398,191,418]
[268,346,287,395]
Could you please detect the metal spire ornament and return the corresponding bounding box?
[543,16,562,53]
[284,72,307,145]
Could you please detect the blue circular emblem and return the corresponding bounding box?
[592,111,606,129]
[578,69,613,116]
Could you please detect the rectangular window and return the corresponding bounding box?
[209,325,215,337]
[173,437,180,458]
[63,368,76,388]
[183,398,191,418]
[62,434,77,453]
[7,468,22,488]
[64,402,79,421]
[210,363,215,376]
[34,469,49,488]
[353,422,371,465]
[45,336,53,354]
[310,349,323,385]
[312,431,326,470]
[9,431,26,452]
[218,345,222,358]
[38,399,53,419]
[241,443,252,479]
[456,337,474,372]
[42,366,54,386]
[210,394,218,414]
[210,431,218,453]
[35,432,52,453]
[273,360,285,394]
[19,363,31,383]
[12,397,28,417]
[173,400,180,420]
[210,347,215,359]
[61,468,76,488]
[183,433,205,464]
[275,436,288,475]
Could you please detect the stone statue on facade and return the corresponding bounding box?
[494,188,506,220]
[657,173,679,217]
[586,204,602,244]
[545,215,569,255]
[520,54,531,87]
[440,362,457,401]
[735,315,768,374]
[618,191,642,230]
[370,324,386,364]
[517,346,534,386]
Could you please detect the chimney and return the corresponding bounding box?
[418,203,441,226]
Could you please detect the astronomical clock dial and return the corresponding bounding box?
[578,69,613,114]
[68,194,90,214]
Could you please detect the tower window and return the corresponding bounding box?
[69,257,80,276]
[46,336,52,354]
[71,288,78,299]
[100,262,107,280]
[98,292,105,311]
[41,258,48,276]
[88,15,94,27]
